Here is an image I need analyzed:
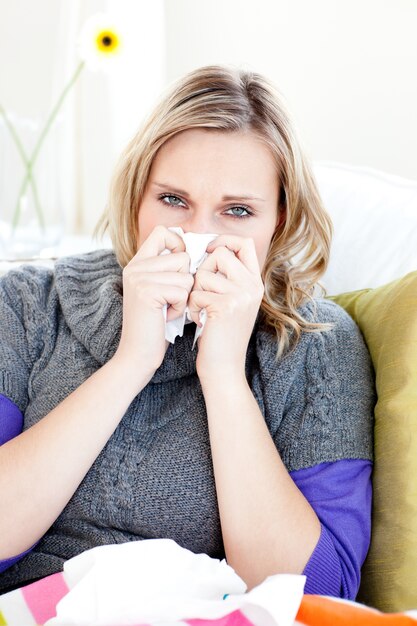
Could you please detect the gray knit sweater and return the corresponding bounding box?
[0,249,374,592]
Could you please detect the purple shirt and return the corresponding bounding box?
[291,459,372,598]
[0,393,372,598]
[0,394,23,444]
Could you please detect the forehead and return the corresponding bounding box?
[149,128,278,197]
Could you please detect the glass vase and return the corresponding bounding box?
[0,112,64,260]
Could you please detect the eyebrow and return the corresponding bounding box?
[152,182,266,202]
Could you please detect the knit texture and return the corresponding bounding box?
[0,249,374,592]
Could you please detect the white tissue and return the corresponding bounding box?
[45,538,305,626]
[162,227,218,346]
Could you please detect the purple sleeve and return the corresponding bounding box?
[0,393,31,573]
[289,458,372,600]
[0,393,24,445]
[0,544,36,574]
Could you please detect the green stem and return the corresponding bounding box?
[5,59,85,231]
[0,103,30,165]
[12,167,45,231]
[28,60,84,169]
[29,173,44,229]
[0,104,44,229]
[12,170,30,229]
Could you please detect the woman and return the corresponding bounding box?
[0,65,374,598]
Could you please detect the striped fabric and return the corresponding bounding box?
[0,573,68,625]
[1,573,417,626]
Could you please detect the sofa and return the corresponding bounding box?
[1,161,416,613]
[314,161,417,612]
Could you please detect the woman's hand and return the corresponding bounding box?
[114,225,193,380]
[188,235,264,384]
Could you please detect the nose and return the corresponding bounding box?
[182,211,216,235]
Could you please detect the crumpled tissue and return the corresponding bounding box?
[45,538,305,626]
[161,226,218,345]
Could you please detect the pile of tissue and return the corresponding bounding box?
[45,538,305,626]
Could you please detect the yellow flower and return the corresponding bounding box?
[78,13,125,71]
[96,30,119,54]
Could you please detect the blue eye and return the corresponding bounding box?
[158,193,253,220]
[225,206,252,219]
[158,194,185,207]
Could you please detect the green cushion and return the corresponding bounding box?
[330,270,417,612]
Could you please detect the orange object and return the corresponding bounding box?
[296,595,417,626]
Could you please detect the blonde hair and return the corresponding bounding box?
[95,65,333,358]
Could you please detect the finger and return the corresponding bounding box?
[136,225,186,260]
[193,268,232,295]
[206,235,260,274]
[135,271,194,292]
[187,290,226,326]
[127,252,191,274]
[164,287,190,321]
[145,283,190,319]
[198,245,249,282]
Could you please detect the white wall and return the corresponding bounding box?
[0,0,166,239]
[165,0,417,180]
[0,0,416,240]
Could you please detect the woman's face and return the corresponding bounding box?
[137,128,280,270]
